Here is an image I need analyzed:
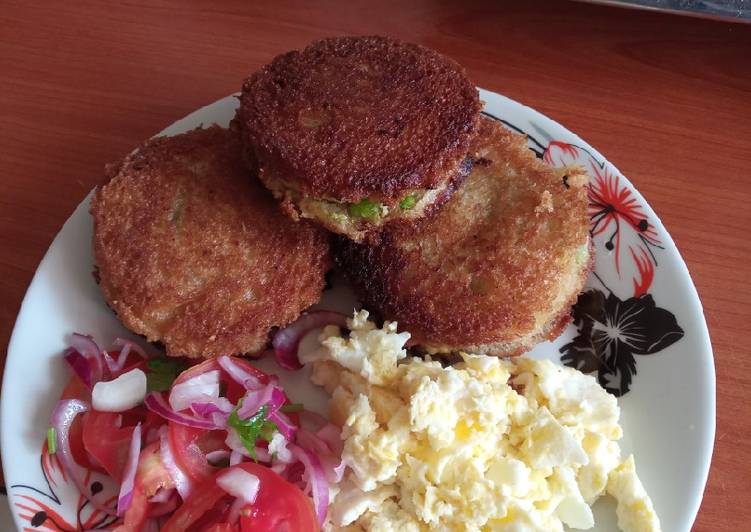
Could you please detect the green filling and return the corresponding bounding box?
[169,191,186,224]
[228,402,278,460]
[399,194,417,210]
[348,198,381,220]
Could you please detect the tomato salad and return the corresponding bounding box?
[47,333,343,531]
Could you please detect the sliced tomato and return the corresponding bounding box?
[168,424,226,482]
[60,353,148,473]
[161,462,318,532]
[82,411,138,482]
[238,463,318,532]
[167,357,276,481]
[60,373,90,401]
[82,407,163,482]
[160,482,226,532]
[205,524,239,532]
[112,486,149,532]
[136,441,176,497]
[174,358,271,403]
[114,442,175,532]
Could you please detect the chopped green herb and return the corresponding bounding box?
[348,198,381,220]
[169,191,186,224]
[280,402,304,413]
[146,357,188,392]
[399,194,417,210]
[228,402,278,460]
[47,427,57,454]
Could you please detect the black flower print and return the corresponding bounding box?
[560,289,684,396]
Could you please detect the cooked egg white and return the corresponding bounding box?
[304,310,661,532]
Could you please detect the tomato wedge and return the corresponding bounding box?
[83,407,162,482]
[60,349,149,473]
[168,357,276,482]
[205,524,239,532]
[238,462,318,532]
[114,442,176,532]
[161,462,318,532]
[168,424,226,482]
[82,411,138,482]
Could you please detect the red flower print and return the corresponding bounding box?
[543,141,581,168]
[11,440,121,530]
[630,246,655,298]
[543,140,662,293]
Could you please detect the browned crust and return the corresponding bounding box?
[450,238,595,357]
[334,117,592,356]
[235,35,481,204]
[91,126,331,358]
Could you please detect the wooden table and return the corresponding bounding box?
[1,0,748,529]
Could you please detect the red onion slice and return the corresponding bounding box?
[169,370,221,412]
[316,423,344,455]
[117,422,142,515]
[217,356,264,390]
[298,424,345,483]
[237,385,286,419]
[268,410,297,442]
[299,409,329,432]
[191,397,233,417]
[332,460,346,483]
[290,443,329,525]
[103,338,149,374]
[50,399,115,515]
[158,426,193,500]
[296,428,330,456]
[210,412,230,428]
[63,348,93,388]
[225,431,271,463]
[69,333,106,384]
[272,311,347,370]
[112,337,148,358]
[229,450,243,467]
[145,392,219,429]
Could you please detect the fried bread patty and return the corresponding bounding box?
[235,35,481,241]
[91,126,331,358]
[335,117,592,356]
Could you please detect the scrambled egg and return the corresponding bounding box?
[305,311,661,532]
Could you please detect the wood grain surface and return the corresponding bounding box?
[1,0,749,529]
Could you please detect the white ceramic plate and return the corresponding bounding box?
[1,90,714,531]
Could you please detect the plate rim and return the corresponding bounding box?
[1,89,716,531]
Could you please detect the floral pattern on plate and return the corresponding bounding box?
[540,135,684,396]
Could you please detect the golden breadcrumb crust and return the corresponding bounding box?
[91,126,331,358]
[335,117,592,356]
[235,35,481,238]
